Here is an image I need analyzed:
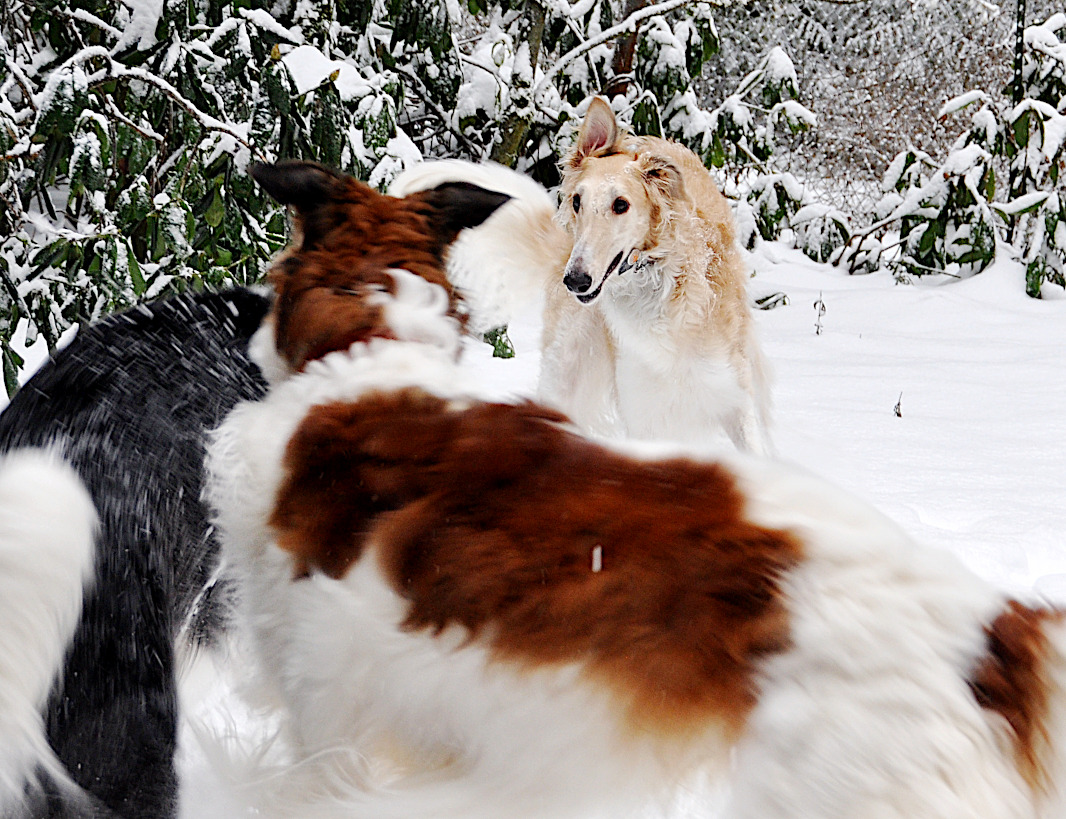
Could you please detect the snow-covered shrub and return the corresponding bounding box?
[831,234,884,276]
[668,45,813,171]
[0,0,427,390]
[877,142,998,281]
[738,172,851,266]
[631,3,719,139]
[476,1,810,186]
[830,13,1064,294]
[791,203,851,264]
[0,0,817,387]
[929,14,1066,295]
[915,13,1064,292]
[1005,192,1066,295]
[745,173,804,247]
[1000,14,1066,296]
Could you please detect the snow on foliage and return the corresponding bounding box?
[0,0,1060,389]
[0,0,811,389]
[777,12,1066,294]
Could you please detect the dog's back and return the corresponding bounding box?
[0,288,269,818]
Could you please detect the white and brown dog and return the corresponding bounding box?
[391,97,771,454]
[208,160,1066,819]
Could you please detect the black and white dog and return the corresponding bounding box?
[0,288,268,818]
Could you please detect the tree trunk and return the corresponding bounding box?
[1007,0,1027,240]
[490,0,547,168]
[604,0,650,97]
[1012,0,1026,106]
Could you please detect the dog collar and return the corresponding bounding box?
[618,249,641,275]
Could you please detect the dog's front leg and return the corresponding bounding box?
[538,283,621,436]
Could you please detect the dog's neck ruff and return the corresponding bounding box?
[366,268,461,356]
[602,253,662,307]
[623,252,658,285]
[251,269,462,386]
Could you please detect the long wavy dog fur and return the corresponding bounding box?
[391,97,771,453]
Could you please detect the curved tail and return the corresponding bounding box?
[0,449,98,815]
[1026,608,1066,815]
[967,600,1066,815]
[390,160,570,331]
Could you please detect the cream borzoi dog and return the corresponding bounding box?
[207,160,1066,819]
[391,97,771,453]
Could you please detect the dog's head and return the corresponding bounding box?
[251,161,511,371]
[558,98,686,305]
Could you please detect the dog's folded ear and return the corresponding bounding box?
[570,97,621,167]
[251,161,346,211]
[637,154,686,203]
[420,182,512,239]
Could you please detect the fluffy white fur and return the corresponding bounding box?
[207,272,1066,819]
[389,160,558,333]
[209,305,716,819]
[0,449,96,812]
[731,460,1063,819]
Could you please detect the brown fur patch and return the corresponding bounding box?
[969,600,1065,789]
[267,181,461,370]
[271,389,802,739]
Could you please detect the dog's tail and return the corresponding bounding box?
[390,160,571,331]
[970,600,1066,814]
[0,449,99,816]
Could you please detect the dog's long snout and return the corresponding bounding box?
[564,266,593,294]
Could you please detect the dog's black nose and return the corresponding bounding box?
[564,269,593,294]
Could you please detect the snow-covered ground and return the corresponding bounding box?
[12,242,1066,815]
[746,244,1066,600]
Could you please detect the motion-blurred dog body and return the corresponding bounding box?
[0,290,268,818]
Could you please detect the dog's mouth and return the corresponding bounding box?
[575,249,639,305]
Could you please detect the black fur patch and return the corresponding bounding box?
[0,288,269,819]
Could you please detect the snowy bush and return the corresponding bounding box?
[738,172,852,267]
[791,203,850,265]
[0,0,416,390]
[831,233,884,277]
[878,142,998,281]
[1001,13,1066,296]
[744,172,804,247]
[0,0,814,389]
[673,45,813,171]
[828,13,1065,293]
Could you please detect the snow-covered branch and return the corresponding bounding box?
[90,63,258,154]
[60,8,123,42]
[394,66,481,157]
[533,0,693,100]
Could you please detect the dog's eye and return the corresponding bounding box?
[572,194,581,213]
[612,198,629,215]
